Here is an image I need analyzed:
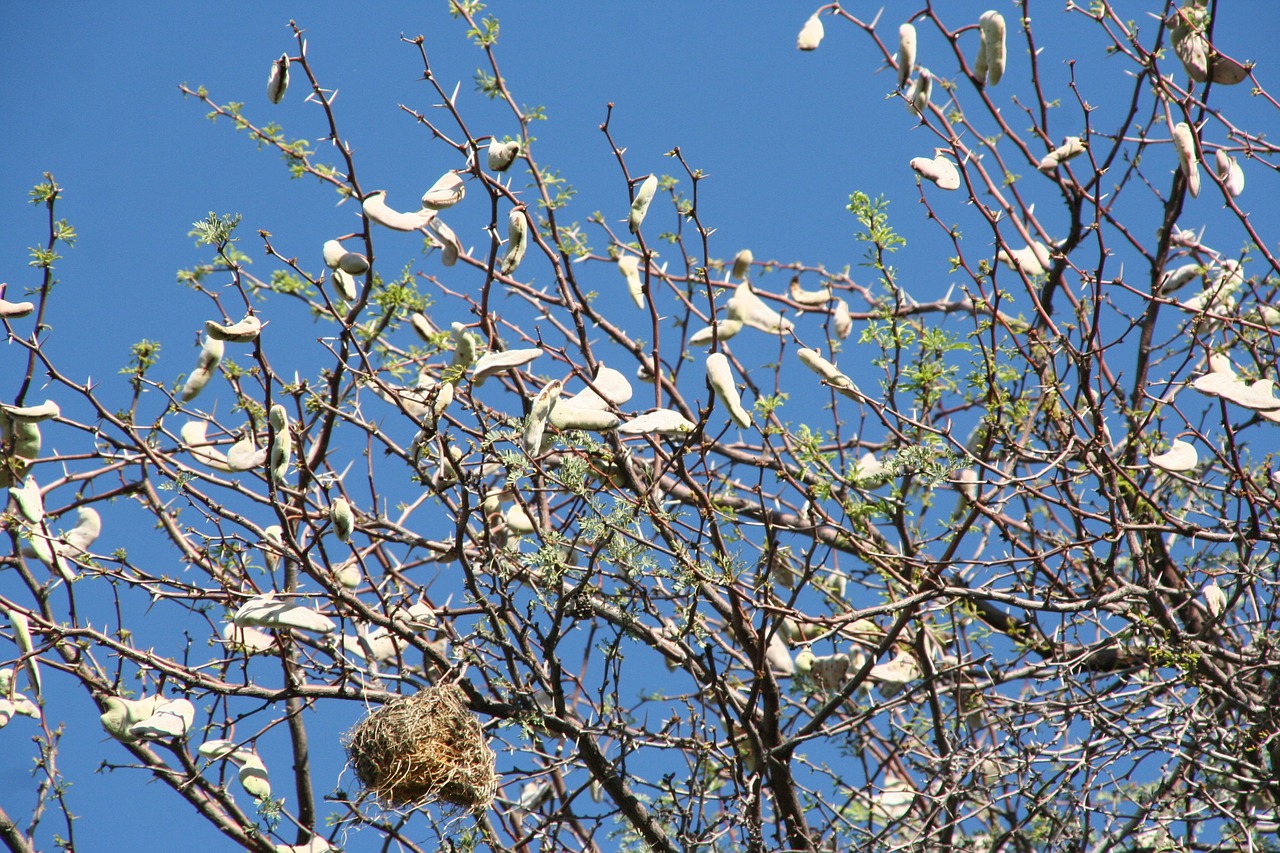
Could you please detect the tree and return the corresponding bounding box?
[2,1,1279,850]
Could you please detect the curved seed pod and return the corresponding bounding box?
[897,23,917,90]
[0,297,34,318]
[953,467,980,502]
[451,321,479,369]
[974,31,989,82]
[61,507,101,557]
[222,622,276,655]
[727,282,794,334]
[628,174,658,234]
[1,400,59,423]
[269,405,292,483]
[810,652,851,691]
[420,170,466,210]
[1038,136,1087,172]
[766,633,795,676]
[1173,122,1201,198]
[869,650,921,697]
[706,353,752,429]
[794,648,816,674]
[329,268,357,302]
[789,277,831,306]
[1203,582,1227,618]
[433,442,465,488]
[234,594,336,633]
[100,694,163,742]
[548,405,620,431]
[688,318,744,346]
[472,348,543,386]
[1215,149,1244,197]
[235,752,272,800]
[322,240,347,269]
[909,153,961,190]
[1159,263,1202,294]
[180,421,233,472]
[617,254,645,308]
[262,525,284,571]
[852,451,889,485]
[1211,53,1248,85]
[4,607,40,700]
[979,11,1006,85]
[797,348,861,400]
[410,312,435,342]
[487,137,520,172]
[128,697,196,741]
[907,67,932,116]
[996,241,1052,276]
[329,497,354,543]
[833,298,853,339]
[226,434,266,471]
[362,190,436,232]
[617,409,696,437]
[9,476,43,524]
[427,218,462,266]
[10,419,41,471]
[565,363,633,410]
[730,249,753,281]
[1150,439,1197,472]
[500,206,528,274]
[180,336,224,402]
[205,314,262,343]
[523,380,563,456]
[871,778,917,822]
[198,738,240,760]
[337,252,369,275]
[505,504,536,534]
[266,53,289,104]
[1169,7,1209,83]
[796,13,824,51]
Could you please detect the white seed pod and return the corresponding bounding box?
[61,507,101,558]
[1169,7,1209,83]
[505,503,536,535]
[1203,582,1227,618]
[1,400,59,423]
[909,152,961,190]
[226,433,266,471]
[548,405,620,431]
[809,652,850,691]
[337,252,369,275]
[427,218,462,266]
[197,738,240,760]
[487,137,520,172]
[1214,149,1245,197]
[564,363,634,410]
[974,30,989,83]
[420,170,466,211]
[1173,122,1200,198]
[181,336,224,402]
[274,839,335,853]
[128,698,196,741]
[410,312,435,342]
[266,53,290,104]
[4,607,40,699]
[322,240,347,269]
[979,11,1006,85]
[501,206,529,274]
[767,546,799,589]
[1214,259,1245,295]
[362,190,436,232]
[390,600,438,631]
[833,298,853,339]
[789,278,831,306]
[450,322,479,369]
[869,650,921,697]
[9,476,44,524]
[996,241,1052,276]
[234,593,336,634]
[269,405,292,483]
[1150,439,1197,473]
[235,751,272,800]
[897,23,917,90]
[10,420,41,471]
[794,648,817,675]
[766,633,795,677]
[0,297,35,318]
[99,694,163,742]
[1211,53,1248,86]
[618,254,645,309]
[1038,136,1087,172]
[222,622,276,655]
[1159,263,1202,295]
[871,778,916,822]
[727,282,794,334]
[797,348,861,400]
[907,67,932,116]
[334,559,361,589]
[617,409,697,437]
[731,249,754,281]
[329,268,357,302]
[472,347,543,386]
[796,13,824,51]
[628,174,658,235]
[205,314,262,343]
[329,497,354,543]
[262,525,285,572]
[688,318,744,346]
[523,380,563,456]
[180,420,233,472]
[852,451,889,485]
[706,353,752,429]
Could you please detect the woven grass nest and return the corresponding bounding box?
[344,683,497,810]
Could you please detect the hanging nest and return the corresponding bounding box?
[344,683,497,810]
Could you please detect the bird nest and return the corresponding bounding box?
[344,683,497,810]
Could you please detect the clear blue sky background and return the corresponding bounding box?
[3,2,1279,851]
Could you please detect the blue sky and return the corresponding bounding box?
[4,1,1280,850]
